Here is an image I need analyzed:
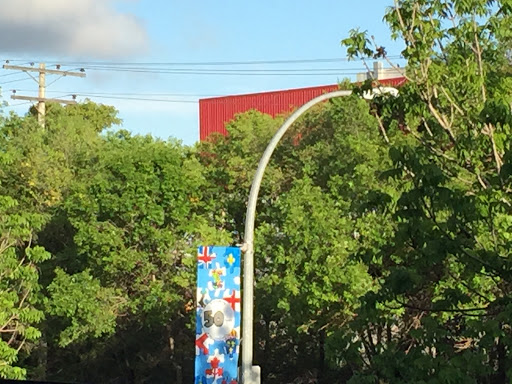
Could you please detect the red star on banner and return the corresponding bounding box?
[198,246,215,267]
[223,290,240,311]
[205,357,223,378]
[195,333,209,355]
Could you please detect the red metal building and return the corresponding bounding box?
[198,77,406,141]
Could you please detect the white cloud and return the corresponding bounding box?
[0,0,149,58]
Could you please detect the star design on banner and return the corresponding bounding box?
[198,246,216,268]
[195,333,213,355]
[223,289,241,311]
[224,252,238,274]
[206,349,225,380]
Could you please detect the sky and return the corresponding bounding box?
[0,0,406,145]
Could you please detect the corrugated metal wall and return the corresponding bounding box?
[199,77,406,141]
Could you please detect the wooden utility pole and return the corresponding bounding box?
[2,62,86,127]
[38,63,45,126]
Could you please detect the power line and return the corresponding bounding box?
[0,59,34,63]
[67,91,212,98]
[2,57,406,79]
[13,89,218,97]
[45,55,403,67]
[75,94,198,103]
[76,68,366,76]
[0,77,33,85]
[1,57,407,106]
[0,72,19,78]
[80,66,367,72]
[4,101,32,107]
[4,91,200,104]
[1,55,404,69]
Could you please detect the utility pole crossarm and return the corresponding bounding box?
[10,95,77,105]
[2,64,86,78]
[2,62,86,127]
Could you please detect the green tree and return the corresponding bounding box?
[0,102,126,381]
[42,131,210,383]
[0,118,53,380]
[1,100,211,382]
[341,1,512,382]
[0,196,51,380]
[30,100,121,133]
[198,96,404,382]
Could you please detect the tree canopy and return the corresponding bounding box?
[0,1,511,383]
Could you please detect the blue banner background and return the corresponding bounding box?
[195,246,241,384]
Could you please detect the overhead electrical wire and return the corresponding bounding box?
[13,88,223,99]
[2,55,404,69]
[70,66,368,76]
[44,55,403,67]
[13,89,217,97]
[0,72,19,78]
[79,66,367,72]
[1,56,405,78]
[0,77,33,85]
[74,94,198,103]
[7,89,203,104]
[1,55,406,105]
[4,101,32,108]
[71,70,364,76]
[45,62,378,76]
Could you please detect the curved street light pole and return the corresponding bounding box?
[240,87,398,384]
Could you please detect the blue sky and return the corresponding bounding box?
[0,0,405,145]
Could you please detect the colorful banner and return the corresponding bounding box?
[195,246,241,384]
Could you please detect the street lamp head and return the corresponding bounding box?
[362,86,399,100]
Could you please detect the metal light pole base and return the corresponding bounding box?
[242,365,261,384]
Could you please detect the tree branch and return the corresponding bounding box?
[472,15,487,102]
[426,99,457,143]
[372,111,390,144]
[398,299,489,314]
